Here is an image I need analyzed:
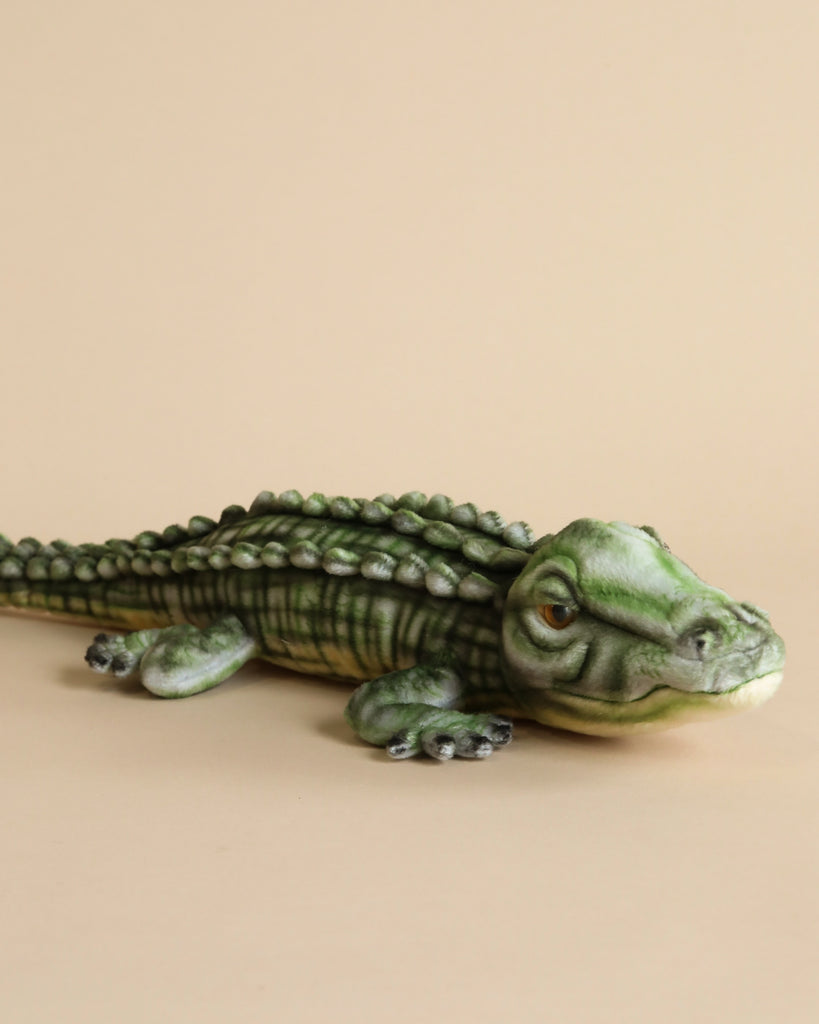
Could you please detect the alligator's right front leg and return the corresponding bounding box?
[345,664,513,761]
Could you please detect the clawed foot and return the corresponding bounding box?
[84,632,151,678]
[345,665,517,762]
[387,715,513,761]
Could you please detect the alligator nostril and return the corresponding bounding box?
[681,622,723,661]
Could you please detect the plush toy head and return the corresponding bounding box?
[501,519,785,735]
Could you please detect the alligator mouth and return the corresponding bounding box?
[530,669,785,737]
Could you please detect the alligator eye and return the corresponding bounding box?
[539,604,578,629]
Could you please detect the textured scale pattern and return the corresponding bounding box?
[0,490,535,605]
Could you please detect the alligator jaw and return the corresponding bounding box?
[528,669,785,737]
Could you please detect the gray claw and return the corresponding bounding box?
[84,642,112,671]
[424,733,456,760]
[457,733,494,759]
[386,732,414,759]
[110,654,134,677]
[488,718,513,747]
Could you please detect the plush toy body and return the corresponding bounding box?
[0,490,785,760]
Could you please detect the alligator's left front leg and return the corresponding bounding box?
[345,664,513,760]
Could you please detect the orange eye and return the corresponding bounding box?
[539,604,578,629]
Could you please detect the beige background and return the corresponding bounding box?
[1,3,817,1022]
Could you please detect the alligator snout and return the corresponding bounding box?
[673,597,774,656]
[668,597,784,694]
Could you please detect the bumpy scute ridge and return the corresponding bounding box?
[0,490,537,604]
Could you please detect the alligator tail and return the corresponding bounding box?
[0,532,163,629]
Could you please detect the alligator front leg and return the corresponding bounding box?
[345,664,513,760]
[84,615,258,697]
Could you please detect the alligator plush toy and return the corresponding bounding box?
[0,490,785,760]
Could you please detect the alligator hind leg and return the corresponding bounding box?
[85,615,258,697]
